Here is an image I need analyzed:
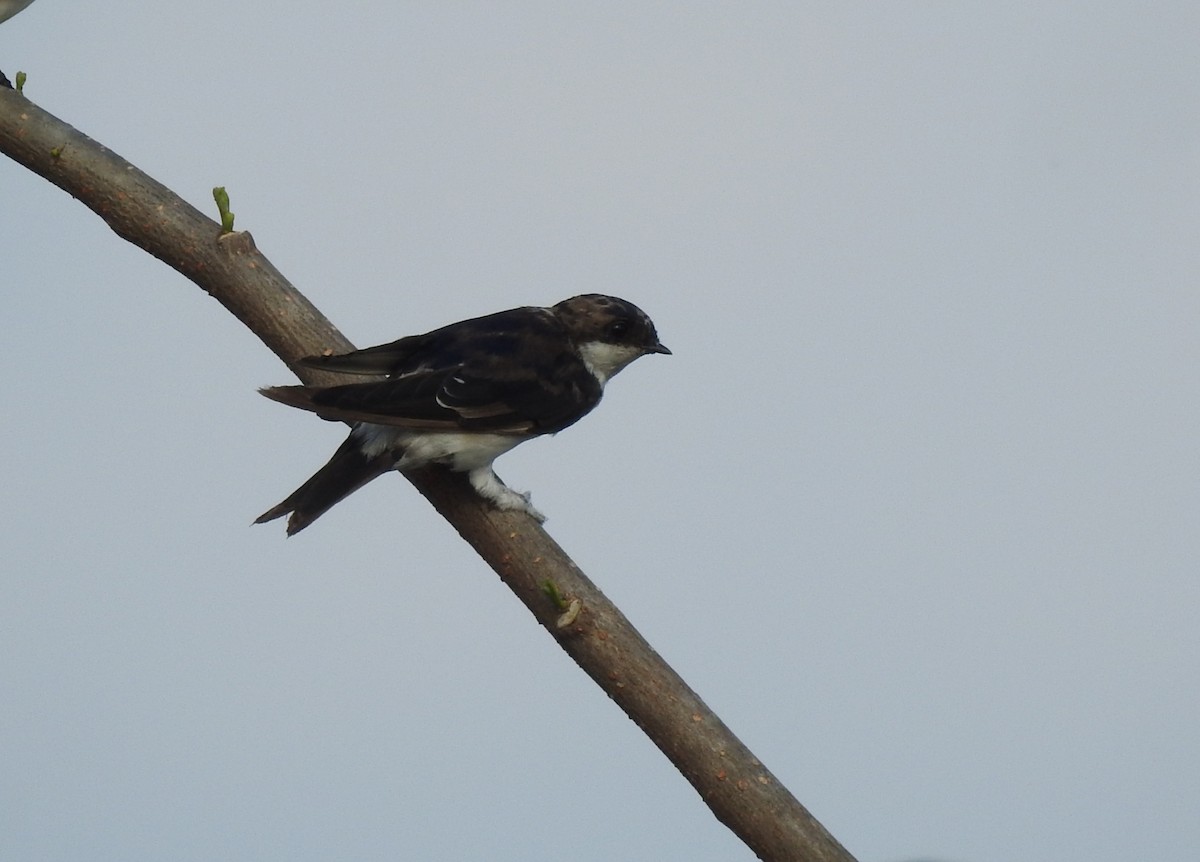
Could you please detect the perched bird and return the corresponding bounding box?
[256,294,670,535]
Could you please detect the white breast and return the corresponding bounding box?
[352,423,523,472]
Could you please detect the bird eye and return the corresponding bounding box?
[607,318,630,339]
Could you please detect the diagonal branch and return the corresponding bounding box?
[0,86,857,862]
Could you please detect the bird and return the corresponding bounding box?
[255,294,670,535]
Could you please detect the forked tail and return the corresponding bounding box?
[255,436,397,535]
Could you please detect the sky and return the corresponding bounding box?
[2,4,1198,861]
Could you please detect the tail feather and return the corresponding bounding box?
[255,435,397,535]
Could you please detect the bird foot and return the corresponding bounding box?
[468,468,546,522]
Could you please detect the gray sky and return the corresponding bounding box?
[3,4,1198,861]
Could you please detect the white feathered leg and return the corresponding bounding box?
[467,467,546,522]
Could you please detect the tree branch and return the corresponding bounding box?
[0,86,857,862]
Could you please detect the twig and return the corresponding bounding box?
[0,86,857,862]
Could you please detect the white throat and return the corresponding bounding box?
[577,340,644,385]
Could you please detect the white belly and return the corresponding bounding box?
[352,423,524,472]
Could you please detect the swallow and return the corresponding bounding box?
[255,294,669,534]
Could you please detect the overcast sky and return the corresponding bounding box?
[3,4,1198,861]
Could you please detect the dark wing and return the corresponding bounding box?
[296,306,552,377]
[297,334,429,376]
[263,306,604,433]
[260,369,493,431]
[262,321,604,435]
[260,363,599,434]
